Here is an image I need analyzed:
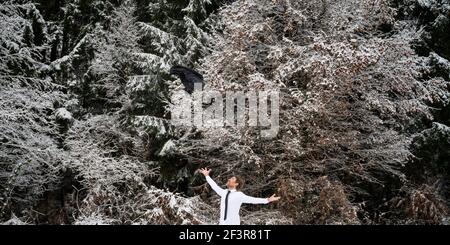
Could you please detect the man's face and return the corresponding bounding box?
[227,176,239,189]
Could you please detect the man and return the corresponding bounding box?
[198,167,281,225]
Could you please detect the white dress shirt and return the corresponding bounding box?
[205,175,269,225]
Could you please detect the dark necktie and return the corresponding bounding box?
[224,190,231,220]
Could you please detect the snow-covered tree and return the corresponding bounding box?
[0,2,67,222]
[170,0,450,224]
[1,0,449,225]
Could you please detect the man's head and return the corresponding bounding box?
[226,175,244,190]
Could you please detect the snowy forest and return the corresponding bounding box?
[0,0,449,225]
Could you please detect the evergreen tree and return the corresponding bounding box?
[0,2,66,222]
[127,0,222,119]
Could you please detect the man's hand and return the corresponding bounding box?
[267,194,281,203]
[198,167,211,177]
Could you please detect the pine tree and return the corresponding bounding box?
[82,0,142,112]
[127,0,222,119]
[111,0,225,191]
[182,0,213,23]
[0,2,66,222]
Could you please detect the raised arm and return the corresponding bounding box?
[198,168,225,196]
[205,176,226,196]
[241,193,281,204]
[241,193,269,204]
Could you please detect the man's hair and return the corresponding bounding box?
[234,175,244,190]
